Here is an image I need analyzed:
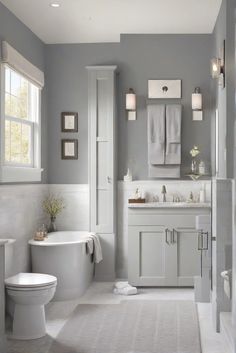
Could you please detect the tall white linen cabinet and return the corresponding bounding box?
[87,66,117,280]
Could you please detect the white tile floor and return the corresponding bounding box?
[7,282,231,353]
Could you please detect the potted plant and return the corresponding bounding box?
[42,195,65,232]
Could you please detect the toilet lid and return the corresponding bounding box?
[5,273,57,288]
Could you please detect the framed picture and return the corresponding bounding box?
[148,80,182,99]
[61,139,78,160]
[61,112,78,132]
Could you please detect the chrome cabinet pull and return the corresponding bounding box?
[201,231,208,250]
[198,231,208,251]
[198,232,202,250]
[107,176,111,183]
[198,232,204,250]
[165,228,170,245]
[172,229,178,243]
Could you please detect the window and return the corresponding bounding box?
[0,42,44,182]
[0,64,43,182]
[0,41,44,182]
[4,66,39,167]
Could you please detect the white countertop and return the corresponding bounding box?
[128,202,211,209]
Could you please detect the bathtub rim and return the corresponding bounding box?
[28,231,92,247]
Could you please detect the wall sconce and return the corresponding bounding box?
[211,57,222,78]
[211,40,225,88]
[126,88,136,120]
[192,87,203,121]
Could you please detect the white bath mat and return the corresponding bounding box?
[7,300,201,353]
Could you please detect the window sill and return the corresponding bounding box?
[0,166,43,183]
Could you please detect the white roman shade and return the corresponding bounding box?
[1,41,44,88]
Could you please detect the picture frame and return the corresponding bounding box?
[148,79,182,99]
[61,112,78,132]
[61,139,78,160]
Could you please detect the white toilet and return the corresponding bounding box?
[5,272,57,340]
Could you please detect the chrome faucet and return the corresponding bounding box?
[161,185,167,202]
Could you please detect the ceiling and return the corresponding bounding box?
[0,0,222,44]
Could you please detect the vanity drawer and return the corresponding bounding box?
[129,214,201,228]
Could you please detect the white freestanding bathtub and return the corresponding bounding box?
[29,231,94,301]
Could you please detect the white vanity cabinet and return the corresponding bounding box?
[128,206,211,287]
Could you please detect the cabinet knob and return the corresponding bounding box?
[107,176,112,184]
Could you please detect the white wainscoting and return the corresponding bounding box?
[0,185,48,276]
[0,181,211,280]
[0,184,89,277]
[117,180,212,279]
[49,184,89,231]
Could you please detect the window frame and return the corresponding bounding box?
[0,63,43,182]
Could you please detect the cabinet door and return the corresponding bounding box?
[173,228,201,286]
[128,225,177,286]
[88,67,116,234]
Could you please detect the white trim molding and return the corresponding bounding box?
[1,41,44,88]
[0,167,43,183]
[0,63,43,183]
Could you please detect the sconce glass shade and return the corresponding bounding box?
[192,87,202,110]
[211,57,221,78]
[126,88,136,110]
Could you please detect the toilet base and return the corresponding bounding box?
[10,304,46,340]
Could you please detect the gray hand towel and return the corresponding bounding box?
[166,104,182,165]
[149,164,180,178]
[147,104,165,165]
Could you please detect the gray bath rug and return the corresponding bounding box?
[7,300,201,353]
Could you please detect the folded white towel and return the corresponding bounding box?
[113,286,137,296]
[113,281,137,295]
[114,281,129,289]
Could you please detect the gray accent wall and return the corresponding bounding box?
[46,34,212,183]
[0,2,48,182]
[46,44,120,184]
[0,3,214,184]
[211,0,236,179]
[118,34,212,181]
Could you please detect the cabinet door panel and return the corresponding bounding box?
[140,232,165,277]
[128,226,177,286]
[176,230,201,286]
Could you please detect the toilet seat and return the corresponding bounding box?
[5,272,57,289]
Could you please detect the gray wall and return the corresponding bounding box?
[46,34,213,183]
[0,2,48,183]
[46,43,120,184]
[211,0,236,179]
[118,34,212,180]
